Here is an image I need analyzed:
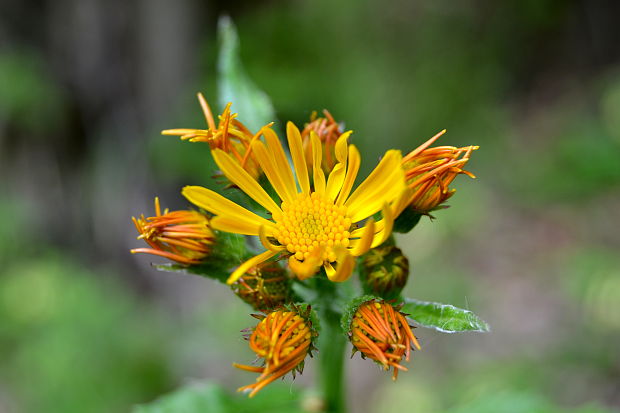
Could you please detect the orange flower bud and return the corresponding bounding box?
[350,299,420,380]
[131,197,214,265]
[301,109,345,172]
[162,93,261,179]
[234,307,316,397]
[401,129,477,214]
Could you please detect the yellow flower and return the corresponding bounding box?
[350,300,421,380]
[130,197,214,265]
[183,121,407,284]
[233,308,315,397]
[301,109,344,172]
[399,129,477,214]
[162,93,261,178]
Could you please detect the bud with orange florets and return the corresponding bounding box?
[233,305,318,397]
[131,197,214,265]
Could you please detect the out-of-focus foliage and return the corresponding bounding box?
[217,16,276,132]
[0,256,173,413]
[133,382,302,413]
[0,51,65,133]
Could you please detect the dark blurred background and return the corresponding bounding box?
[1,0,620,412]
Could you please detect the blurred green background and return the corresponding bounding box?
[1,0,619,412]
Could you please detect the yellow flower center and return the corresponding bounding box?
[273,192,352,262]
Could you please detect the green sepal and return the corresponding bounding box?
[153,231,252,284]
[401,297,490,333]
[339,295,379,337]
[392,206,423,233]
[217,16,276,132]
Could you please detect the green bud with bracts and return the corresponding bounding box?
[359,245,409,300]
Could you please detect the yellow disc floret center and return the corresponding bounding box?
[273,192,351,262]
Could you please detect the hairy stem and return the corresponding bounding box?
[315,277,347,413]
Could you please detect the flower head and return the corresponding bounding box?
[349,299,420,380]
[231,261,291,311]
[183,120,408,284]
[130,197,214,265]
[233,307,316,397]
[399,129,477,215]
[301,110,345,172]
[162,93,261,178]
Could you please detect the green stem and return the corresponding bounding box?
[315,278,347,413]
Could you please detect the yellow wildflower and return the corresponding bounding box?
[183,121,407,284]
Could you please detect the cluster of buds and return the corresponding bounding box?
[360,245,409,300]
[233,306,317,397]
[131,197,214,265]
[348,299,420,380]
[162,93,262,179]
[230,262,291,311]
[400,129,477,215]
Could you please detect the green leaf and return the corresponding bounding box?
[217,16,276,132]
[154,231,252,284]
[401,298,489,333]
[392,207,423,233]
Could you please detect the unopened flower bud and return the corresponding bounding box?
[234,306,317,397]
[360,246,409,300]
[162,93,262,179]
[230,262,291,311]
[301,110,346,172]
[399,129,477,215]
[349,299,420,380]
[131,197,214,265]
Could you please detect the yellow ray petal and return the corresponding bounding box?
[371,203,394,248]
[349,218,375,256]
[182,186,274,231]
[288,246,324,280]
[334,131,351,162]
[211,216,261,235]
[390,186,415,220]
[345,150,405,222]
[287,121,310,194]
[259,225,285,252]
[325,132,351,201]
[335,145,361,206]
[251,140,295,203]
[226,250,280,284]
[212,150,281,215]
[326,246,355,282]
[310,131,326,196]
[263,128,297,196]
